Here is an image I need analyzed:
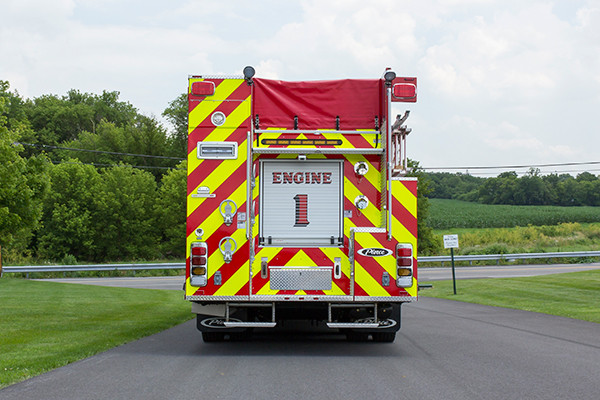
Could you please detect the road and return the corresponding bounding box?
[36,262,600,290]
[1,297,598,400]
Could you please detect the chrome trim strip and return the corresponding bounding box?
[249,295,353,302]
[354,296,418,302]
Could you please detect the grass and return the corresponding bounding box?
[420,269,600,323]
[428,198,600,229]
[0,278,193,389]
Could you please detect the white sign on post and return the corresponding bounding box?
[443,234,459,249]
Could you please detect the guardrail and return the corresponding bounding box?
[419,250,600,265]
[2,251,599,277]
[1,263,185,277]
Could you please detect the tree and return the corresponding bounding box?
[0,82,49,253]
[162,93,188,158]
[37,161,101,261]
[61,116,180,180]
[24,90,138,146]
[92,166,160,261]
[155,161,187,258]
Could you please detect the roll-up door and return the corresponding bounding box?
[260,160,344,247]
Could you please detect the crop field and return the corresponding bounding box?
[428,199,600,229]
[427,199,600,256]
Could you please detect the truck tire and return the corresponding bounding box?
[372,332,396,343]
[202,332,225,342]
[346,331,369,342]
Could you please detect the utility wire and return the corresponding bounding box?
[50,160,185,171]
[423,160,600,171]
[15,142,185,161]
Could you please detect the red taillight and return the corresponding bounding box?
[397,247,412,257]
[191,81,215,96]
[192,246,206,256]
[190,243,208,266]
[397,258,412,266]
[396,243,414,287]
[192,256,206,266]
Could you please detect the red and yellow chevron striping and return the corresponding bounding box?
[185,75,417,303]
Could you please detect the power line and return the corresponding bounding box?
[422,160,600,171]
[50,160,184,171]
[15,142,185,161]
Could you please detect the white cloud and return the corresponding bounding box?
[1,0,599,173]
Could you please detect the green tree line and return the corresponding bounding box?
[1,81,438,262]
[1,81,187,264]
[427,170,600,206]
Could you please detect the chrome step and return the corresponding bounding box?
[223,322,277,328]
[326,322,380,329]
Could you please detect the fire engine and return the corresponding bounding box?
[185,66,418,342]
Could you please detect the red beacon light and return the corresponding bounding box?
[391,77,417,103]
[191,81,215,96]
[392,83,416,100]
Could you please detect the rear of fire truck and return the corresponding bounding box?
[184,66,418,342]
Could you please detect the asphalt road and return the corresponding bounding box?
[36,262,600,290]
[1,297,599,400]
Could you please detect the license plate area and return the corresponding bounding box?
[269,267,333,291]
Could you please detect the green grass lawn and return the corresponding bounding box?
[0,279,193,389]
[420,269,600,323]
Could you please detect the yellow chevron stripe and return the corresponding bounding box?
[354,259,390,297]
[344,176,381,227]
[214,259,249,296]
[287,250,317,266]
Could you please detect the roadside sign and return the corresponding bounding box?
[443,234,459,249]
[443,236,459,294]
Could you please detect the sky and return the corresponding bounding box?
[2,0,599,176]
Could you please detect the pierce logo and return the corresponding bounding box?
[357,248,393,257]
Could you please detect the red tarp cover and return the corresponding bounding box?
[253,78,383,130]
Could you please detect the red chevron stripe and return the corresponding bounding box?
[344,132,376,149]
[202,241,250,296]
[235,282,250,297]
[353,234,399,297]
[343,197,376,227]
[398,179,417,197]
